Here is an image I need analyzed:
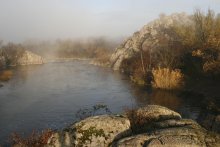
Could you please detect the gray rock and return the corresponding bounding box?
[116,105,220,147]
[17,51,44,65]
[152,119,198,129]
[45,105,220,147]
[46,115,131,147]
[116,124,220,147]
[135,105,181,121]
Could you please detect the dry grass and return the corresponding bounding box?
[152,68,184,90]
[0,70,13,81]
[125,108,153,134]
[10,129,53,147]
[203,61,220,76]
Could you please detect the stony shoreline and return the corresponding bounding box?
[43,105,220,147]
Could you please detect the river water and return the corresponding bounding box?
[0,61,205,145]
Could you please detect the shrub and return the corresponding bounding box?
[10,129,53,147]
[152,68,184,89]
[203,60,220,76]
[75,104,111,121]
[120,51,153,85]
[1,43,25,66]
[0,70,13,81]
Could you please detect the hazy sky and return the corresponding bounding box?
[0,0,220,42]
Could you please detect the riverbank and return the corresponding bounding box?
[11,105,220,147]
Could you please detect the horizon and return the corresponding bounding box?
[0,0,220,43]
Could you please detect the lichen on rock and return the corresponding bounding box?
[47,115,131,147]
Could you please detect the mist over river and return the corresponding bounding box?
[0,61,207,145]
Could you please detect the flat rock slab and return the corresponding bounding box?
[136,105,181,121]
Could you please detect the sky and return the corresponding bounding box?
[0,0,220,43]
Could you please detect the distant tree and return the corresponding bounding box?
[1,43,25,65]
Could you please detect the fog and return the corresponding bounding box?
[0,0,220,43]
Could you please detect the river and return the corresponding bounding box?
[0,61,206,145]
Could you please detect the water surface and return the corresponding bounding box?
[0,61,207,145]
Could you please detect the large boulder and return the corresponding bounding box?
[126,105,182,134]
[116,125,220,147]
[135,105,181,121]
[17,51,44,65]
[46,115,131,147]
[45,105,220,147]
[117,106,220,147]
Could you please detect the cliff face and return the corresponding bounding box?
[110,13,191,70]
[17,51,44,65]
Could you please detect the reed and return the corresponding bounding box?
[152,68,184,89]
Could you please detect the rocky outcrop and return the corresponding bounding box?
[46,105,220,147]
[116,122,220,147]
[17,51,44,65]
[46,115,131,147]
[117,105,220,147]
[110,13,191,70]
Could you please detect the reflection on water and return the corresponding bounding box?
[129,85,182,109]
[148,90,182,110]
[0,61,212,145]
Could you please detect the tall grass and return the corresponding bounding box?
[152,68,184,89]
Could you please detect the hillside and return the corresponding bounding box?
[110,10,220,89]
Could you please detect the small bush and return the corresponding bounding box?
[75,104,111,121]
[203,61,220,76]
[10,129,53,147]
[0,70,13,81]
[152,68,184,89]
